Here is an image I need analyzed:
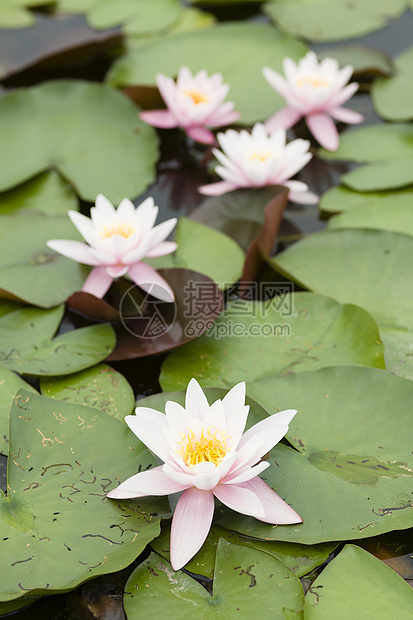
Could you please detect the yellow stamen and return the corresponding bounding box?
[183,90,209,105]
[177,426,230,467]
[248,151,272,162]
[296,76,329,88]
[100,222,136,240]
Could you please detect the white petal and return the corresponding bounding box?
[185,378,210,421]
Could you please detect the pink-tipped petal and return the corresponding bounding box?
[329,107,364,124]
[186,126,216,144]
[146,241,178,258]
[213,482,266,519]
[198,180,237,196]
[306,113,339,151]
[240,477,302,524]
[170,488,215,570]
[126,413,171,463]
[139,109,178,129]
[128,261,175,302]
[106,465,190,499]
[106,264,129,278]
[46,239,101,266]
[82,266,113,298]
[264,107,302,133]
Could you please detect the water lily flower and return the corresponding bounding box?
[139,66,241,145]
[107,379,302,571]
[47,195,177,302]
[263,51,363,151]
[198,122,318,204]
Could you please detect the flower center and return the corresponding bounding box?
[183,90,209,105]
[100,221,136,240]
[178,426,230,467]
[248,151,272,163]
[296,76,329,88]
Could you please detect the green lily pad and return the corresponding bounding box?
[341,157,413,192]
[0,0,53,29]
[88,0,183,35]
[0,211,88,308]
[0,171,78,216]
[265,0,406,42]
[317,45,393,77]
[372,45,413,121]
[0,305,115,376]
[40,364,135,421]
[327,195,413,236]
[107,22,307,125]
[124,541,304,618]
[304,544,413,619]
[271,228,413,378]
[319,185,413,216]
[0,80,158,203]
[0,300,23,317]
[151,523,336,579]
[159,292,385,391]
[0,366,36,456]
[0,390,169,601]
[216,366,413,543]
[147,217,245,289]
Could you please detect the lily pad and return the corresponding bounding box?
[0,171,78,216]
[0,211,88,308]
[39,364,135,421]
[0,366,36,455]
[271,228,413,378]
[265,0,406,42]
[0,390,169,601]
[216,366,413,543]
[0,80,158,203]
[327,195,413,236]
[317,45,393,77]
[304,544,413,619]
[159,292,385,391]
[341,157,413,192]
[107,22,307,125]
[372,45,413,121]
[124,541,304,618]
[319,185,413,216]
[88,0,183,35]
[0,0,53,29]
[151,523,336,579]
[147,217,245,290]
[0,305,115,376]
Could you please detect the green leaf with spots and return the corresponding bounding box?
[40,364,135,421]
[0,171,78,216]
[0,390,169,602]
[271,228,413,379]
[0,305,115,376]
[107,22,307,125]
[0,366,36,455]
[147,217,245,289]
[0,80,158,203]
[124,541,304,618]
[215,366,413,544]
[372,45,413,121]
[159,292,385,391]
[265,0,406,42]
[0,212,88,308]
[151,523,337,579]
[304,545,413,619]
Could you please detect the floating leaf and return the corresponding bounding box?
[372,45,413,121]
[318,45,393,77]
[88,0,183,35]
[40,364,135,421]
[151,523,336,579]
[107,22,307,125]
[0,172,78,216]
[147,217,245,289]
[265,0,406,42]
[319,185,413,216]
[0,0,53,29]
[159,292,385,391]
[0,366,36,455]
[0,80,158,203]
[304,544,413,619]
[0,390,169,601]
[0,305,115,376]
[216,366,413,543]
[341,157,413,192]
[271,228,413,379]
[124,541,304,619]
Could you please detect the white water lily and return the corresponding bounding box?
[47,194,177,301]
[107,379,302,570]
[198,123,318,204]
